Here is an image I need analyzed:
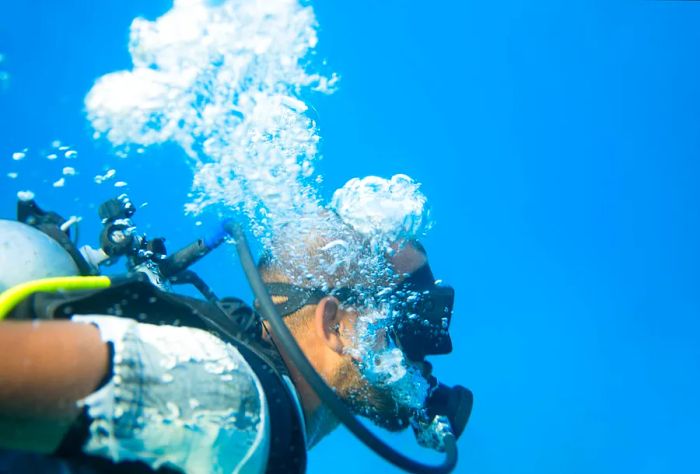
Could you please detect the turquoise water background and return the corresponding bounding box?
[2,1,700,473]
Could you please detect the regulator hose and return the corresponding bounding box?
[228,222,458,474]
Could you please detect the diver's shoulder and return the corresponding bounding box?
[74,314,270,474]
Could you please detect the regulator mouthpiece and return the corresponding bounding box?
[425,383,473,439]
[412,383,472,452]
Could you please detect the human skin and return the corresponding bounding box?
[0,320,109,452]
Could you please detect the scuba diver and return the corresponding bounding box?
[0,194,472,474]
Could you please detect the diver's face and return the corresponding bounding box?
[335,305,432,432]
[325,242,434,431]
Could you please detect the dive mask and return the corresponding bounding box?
[386,263,454,361]
[263,262,454,362]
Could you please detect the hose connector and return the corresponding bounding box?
[412,415,454,453]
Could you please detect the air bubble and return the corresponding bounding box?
[331,175,431,246]
[94,169,116,184]
[166,402,180,418]
[17,190,34,201]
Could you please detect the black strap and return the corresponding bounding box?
[262,282,360,317]
[263,282,327,317]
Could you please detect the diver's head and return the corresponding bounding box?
[257,239,454,434]
[0,219,80,292]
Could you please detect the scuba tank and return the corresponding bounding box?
[0,220,80,293]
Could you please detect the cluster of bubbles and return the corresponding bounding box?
[7,141,81,193]
[84,0,434,414]
[346,305,432,411]
[331,174,431,251]
[6,141,132,205]
[85,0,336,232]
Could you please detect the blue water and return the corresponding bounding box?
[2,1,700,473]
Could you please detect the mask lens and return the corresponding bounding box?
[391,285,454,361]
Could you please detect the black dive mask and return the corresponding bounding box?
[263,263,454,363]
[387,263,454,361]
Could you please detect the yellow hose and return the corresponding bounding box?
[0,276,111,321]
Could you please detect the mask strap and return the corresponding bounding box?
[262,283,326,317]
[261,283,364,316]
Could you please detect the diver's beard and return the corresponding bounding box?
[335,353,428,432]
[336,309,432,431]
[346,385,413,432]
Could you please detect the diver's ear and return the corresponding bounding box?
[314,296,344,354]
